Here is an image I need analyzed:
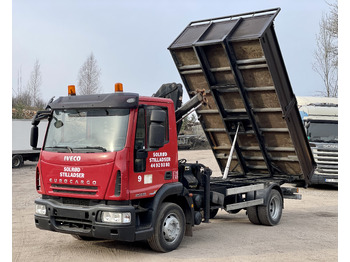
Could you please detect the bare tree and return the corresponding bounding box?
[313,2,338,97]
[12,62,45,118]
[327,2,338,39]
[12,66,31,108]
[77,53,102,95]
[12,88,31,108]
[27,59,43,106]
[16,66,23,96]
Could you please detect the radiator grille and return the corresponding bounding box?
[311,147,338,176]
[50,184,98,196]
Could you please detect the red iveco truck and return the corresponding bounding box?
[33,8,315,252]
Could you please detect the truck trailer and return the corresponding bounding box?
[12,119,46,168]
[33,8,315,252]
[298,97,338,186]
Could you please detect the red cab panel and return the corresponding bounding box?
[40,151,116,199]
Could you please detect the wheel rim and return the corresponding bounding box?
[269,195,281,220]
[162,213,180,243]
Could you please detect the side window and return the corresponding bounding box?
[135,108,146,150]
[134,108,146,172]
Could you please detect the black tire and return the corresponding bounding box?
[247,206,261,225]
[12,155,24,168]
[148,202,185,252]
[257,189,283,226]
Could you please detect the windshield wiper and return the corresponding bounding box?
[45,146,73,153]
[73,146,107,152]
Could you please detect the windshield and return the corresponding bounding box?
[44,109,130,153]
[307,121,338,143]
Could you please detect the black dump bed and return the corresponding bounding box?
[169,8,315,184]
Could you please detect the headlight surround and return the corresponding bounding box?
[101,212,131,224]
[35,204,47,215]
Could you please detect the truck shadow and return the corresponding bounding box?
[309,184,338,190]
[93,239,154,253]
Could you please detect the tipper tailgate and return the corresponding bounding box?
[169,8,315,184]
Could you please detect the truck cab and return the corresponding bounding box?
[298,97,338,186]
[34,90,192,251]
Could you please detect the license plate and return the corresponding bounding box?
[325,179,338,183]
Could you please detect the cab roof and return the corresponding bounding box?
[48,92,139,109]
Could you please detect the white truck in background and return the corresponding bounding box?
[12,119,46,168]
[297,97,338,186]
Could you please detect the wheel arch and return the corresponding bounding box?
[149,182,194,235]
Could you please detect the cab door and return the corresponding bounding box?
[129,104,177,200]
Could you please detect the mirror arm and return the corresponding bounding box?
[32,110,52,125]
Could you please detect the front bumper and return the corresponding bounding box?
[311,174,338,186]
[34,197,145,241]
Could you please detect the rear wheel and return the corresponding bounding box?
[247,206,261,225]
[258,189,283,226]
[12,155,24,168]
[148,202,185,252]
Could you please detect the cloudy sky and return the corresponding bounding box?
[11,0,338,103]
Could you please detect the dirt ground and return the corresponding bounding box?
[12,150,338,262]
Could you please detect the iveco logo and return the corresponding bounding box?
[64,156,81,161]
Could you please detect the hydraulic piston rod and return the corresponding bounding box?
[223,123,240,179]
[175,90,207,123]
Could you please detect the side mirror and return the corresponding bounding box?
[148,110,166,149]
[30,125,39,149]
[54,120,64,128]
[150,109,166,123]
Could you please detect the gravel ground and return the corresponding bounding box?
[12,150,338,261]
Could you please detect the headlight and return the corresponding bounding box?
[101,212,131,224]
[35,204,47,215]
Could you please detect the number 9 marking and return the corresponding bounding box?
[138,175,142,182]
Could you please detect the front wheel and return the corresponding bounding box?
[148,202,185,252]
[258,189,283,226]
